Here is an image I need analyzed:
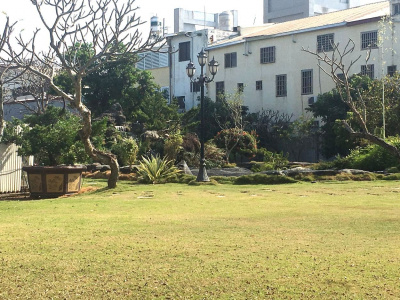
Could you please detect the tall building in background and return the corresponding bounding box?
[263,0,385,23]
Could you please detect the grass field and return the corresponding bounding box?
[0,179,399,299]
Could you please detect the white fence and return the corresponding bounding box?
[0,143,33,193]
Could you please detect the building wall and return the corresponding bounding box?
[207,20,399,119]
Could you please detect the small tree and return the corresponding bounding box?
[302,39,400,162]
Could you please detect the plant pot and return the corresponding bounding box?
[23,165,87,198]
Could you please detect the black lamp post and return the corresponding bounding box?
[186,49,219,182]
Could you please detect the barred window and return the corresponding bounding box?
[260,46,275,64]
[224,52,237,68]
[179,41,191,62]
[276,74,287,97]
[216,81,225,100]
[388,65,397,77]
[361,64,374,79]
[393,3,400,15]
[190,81,201,93]
[256,80,263,90]
[361,31,378,50]
[301,70,313,95]
[237,83,244,93]
[317,33,334,52]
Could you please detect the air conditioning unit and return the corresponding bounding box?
[308,96,316,106]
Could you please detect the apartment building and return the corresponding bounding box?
[202,1,398,119]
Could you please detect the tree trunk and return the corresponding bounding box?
[74,79,119,188]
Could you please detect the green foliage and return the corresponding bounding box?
[382,173,400,180]
[164,132,183,161]
[2,107,84,165]
[234,174,297,185]
[344,137,400,171]
[111,136,139,166]
[214,129,257,161]
[254,147,289,170]
[137,155,181,184]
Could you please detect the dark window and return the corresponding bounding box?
[388,65,397,76]
[224,52,237,68]
[216,81,225,100]
[176,96,186,111]
[260,46,275,63]
[301,70,313,95]
[361,31,378,50]
[190,81,201,93]
[276,74,287,97]
[393,3,400,15]
[237,83,244,93]
[361,64,374,79]
[179,41,191,62]
[317,33,334,52]
[256,80,263,90]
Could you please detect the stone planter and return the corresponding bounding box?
[23,165,87,198]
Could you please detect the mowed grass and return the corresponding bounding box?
[0,180,400,299]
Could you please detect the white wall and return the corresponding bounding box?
[207,20,399,119]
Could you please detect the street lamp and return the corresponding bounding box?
[186,49,219,182]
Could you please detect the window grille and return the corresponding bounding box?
[361,64,374,79]
[276,74,287,97]
[301,70,313,95]
[224,52,237,68]
[260,46,275,63]
[361,31,378,50]
[317,34,334,52]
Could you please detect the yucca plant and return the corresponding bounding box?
[137,155,181,184]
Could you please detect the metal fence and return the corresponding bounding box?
[0,143,33,193]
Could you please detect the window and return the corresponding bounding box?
[276,75,287,97]
[361,31,378,50]
[393,3,400,15]
[260,46,275,64]
[301,70,313,95]
[216,81,225,100]
[256,80,263,90]
[361,64,374,79]
[179,41,191,62]
[176,96,186,111]
[190,81,200,93]
[388,65,397,76]
[224,52,237,68]
[237,83,244,93]
[317,33,334,52]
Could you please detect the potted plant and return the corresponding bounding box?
[3,107,87,198]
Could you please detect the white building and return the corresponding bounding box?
[201,1,398,119]
[263,0,386,23]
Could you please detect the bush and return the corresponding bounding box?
[234,174,297,185]
[210,176,236,184]
[164,132,183,161]
[344,137,400,171]
[382,173,400,180]
[214,129,257,161]
[111,137,139,166]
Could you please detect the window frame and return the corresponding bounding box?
[224,52,237,68]
[216,81,225,100]
[276,74,287,97]
[317,33,334,52]
[361,31,378,50]
[393,3,400,15]
[260,46,276,64]
[256,80,263,91]
[178,41,191,62]
[361,64,375,79]
[301,70,313,95]
[387,65,397,77]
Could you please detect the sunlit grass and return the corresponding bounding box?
[1,180,399,298]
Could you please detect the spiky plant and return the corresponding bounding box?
[137,155,181,184]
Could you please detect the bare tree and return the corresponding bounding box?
[8,0,164,188]
[302,39,400,161]
[0,16,20,136]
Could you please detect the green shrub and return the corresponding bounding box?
[111,137,139,166]
[137,155,181,184]
[167,173,196,184]
[210,176,236,184]
[250,162,274,172]
[214,128,258,160]
[164,132,183,161]
[234,174,297,185]
[188,179,219,186]
[382,173,400,180]
[386,166,399,173]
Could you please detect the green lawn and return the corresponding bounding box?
[1,180,399,299]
